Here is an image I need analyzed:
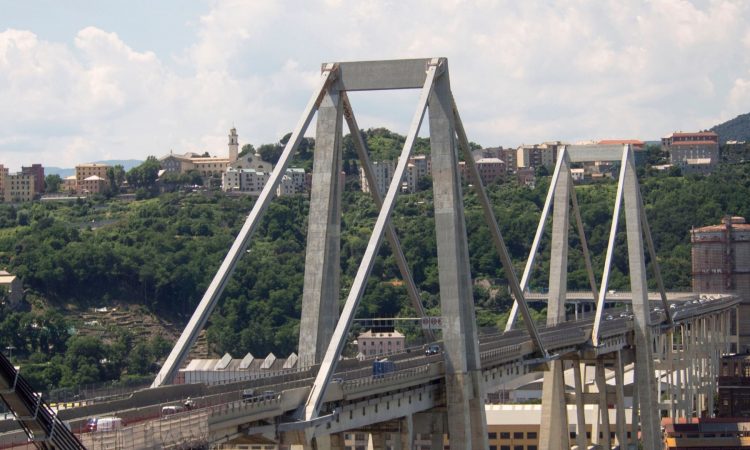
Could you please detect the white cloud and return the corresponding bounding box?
[1,0,749,171]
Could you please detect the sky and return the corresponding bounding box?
[1,0,749,171]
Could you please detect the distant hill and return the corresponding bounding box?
[711,113,750,143]
[45,160,143,178]
[45,167,75,177]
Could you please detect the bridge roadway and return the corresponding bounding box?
[0,295,738,448]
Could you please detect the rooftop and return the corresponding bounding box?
[358,330,405,339]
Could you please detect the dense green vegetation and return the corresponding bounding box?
[1,129,750,392]
[712,112,750,143]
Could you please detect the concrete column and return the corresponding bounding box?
[299,86,343,365]
[313,433,344,450]
[622,151,662,450]
[368,432,386,450]
[708,315,717,415]
[394,415,413,450]
[573,360,588,450]
[429,67,486,450]
[414,411,444,450]
[631,364,640,449]
[614,351,627,448]
[667,330,677,420]
[595,360,611,450]
[539,158,571,450]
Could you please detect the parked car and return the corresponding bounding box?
[84,417,123,432]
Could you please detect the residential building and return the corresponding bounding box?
[691,216,750,352]
[79,175,107,195]
[409,154,431,179]
[161,152,197,174]
[682,158,715,175]
[663,131,720,169]
[718,353,750,417]
[62,175,78,193]
[360,160,395,196]
[400,154,432,193]
[516,143,559,171]
[222,168,270,195]
[662,417,750,449]
[0,270,23,307]
[403,162,419,192]
[75,163,110,188]
[475,157,505,185]
[356,330,405,357]
[516,167,536,187]
[501,148,518,173]
[21,164,44,195]
[4,172,35,202]
[276,168,306,196]
[0,165,8,199]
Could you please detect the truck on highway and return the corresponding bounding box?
[372,359,396,378]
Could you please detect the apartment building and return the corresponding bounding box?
[662,131,720,168]
[76,163,110,185]
[0,165,8,199]
[360,160,395,196]
[276,168,306,196]
[356,330,405,357]
[475,157,505,184]
[21,164,44,194]
[4,172,36,202]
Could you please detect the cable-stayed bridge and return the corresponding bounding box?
[0,58,740,450]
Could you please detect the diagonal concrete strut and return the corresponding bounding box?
[452,98,547,357]
[341,92,434,341]
[152,64,339,388]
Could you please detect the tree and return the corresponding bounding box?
[126,156,161,195]
[106,165,126,195]
[259,143,283,164]
[239,144,255,157]
[44,174,62,193]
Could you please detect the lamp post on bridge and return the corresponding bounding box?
[5,345,15,365]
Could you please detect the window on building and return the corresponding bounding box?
[488,432,497,439]
[513,446,523,450]
[500,446,510,450]
[500,432,510,439]
[527,432,537,439]
[527,446,537,450]
[513,432,523,439]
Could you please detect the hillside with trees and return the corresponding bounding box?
[2,129,750,393]
[711,112,750,142]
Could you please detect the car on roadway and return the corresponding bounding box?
[84,416,123,432]
[425,344,441,356]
